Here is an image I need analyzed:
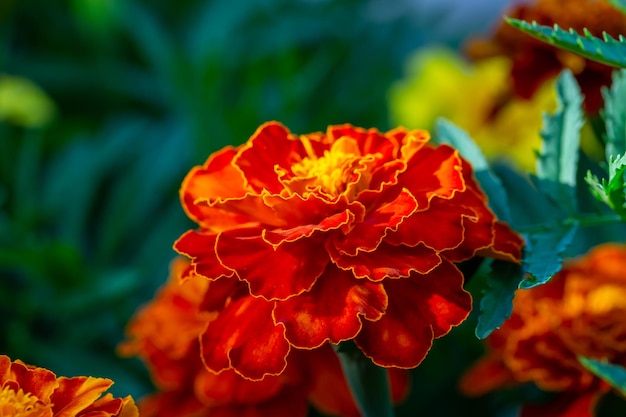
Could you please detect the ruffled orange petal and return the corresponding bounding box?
[458,355,517,397]
[356,261,471,368]
[476,221,525,263]
[52,376,115,417]
[330,242,442,281]
[234,122,308,194]
[1,357,58,404]
[174,231,234,280]
[332,189,418,255]
[273,267,388,349]
[180,147,248,227]
[200,295,289,380]
[399,145,465,207]
[216,228,330,300]
[327,124,400,159]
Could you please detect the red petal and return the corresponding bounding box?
[52,376,114,417]
[1,357,58,403]
[195,369,285,406]
[333,189,418,255]
[330,242,442,281]
[476,221,524,263]
[273,267,388,348]
[174,231,234,280]
[216,228,329,300]
[387,196,474,251]
[262,208,356,246]
[399,145,465,207]
[180,147,248,227]
[327,124,400,159]
[200,296,289,380]
[356,261,471,368]
[458,355,517,397]
[234,122,306,194]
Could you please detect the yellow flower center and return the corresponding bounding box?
[291,136,370,197]
[0,386,50,417]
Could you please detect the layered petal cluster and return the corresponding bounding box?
[174,121,523,379]
[0,355,137,417]
[120,257,408,417]
[460,243,626,417]
[466,0,626,113]
[389,46,556,172]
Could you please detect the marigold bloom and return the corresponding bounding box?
[120,257,408,417]
[173,121,523,380]
[0,355,137,417]
[460,243,626,416]
[466,0,626,113]
[389,47,556,172]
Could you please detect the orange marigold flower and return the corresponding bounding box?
[173,121,523,380]
[0,355,138,417]
[120,257,409,417]
[460,243,626,417]
[466,0,626,113]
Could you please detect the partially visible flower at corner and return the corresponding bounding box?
[0,74,56,128]
[0,354,138,417]
[389,46,556,172]
[465,0,626,114]
[459,243,626,417]
[119,257,409,417]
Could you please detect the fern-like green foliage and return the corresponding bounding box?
[506,18,626,69]
[586,154,626,219]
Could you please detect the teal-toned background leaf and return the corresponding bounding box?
[534,69,583,217]
[519,223,578,289]
[506,18,626,69]
[579,357,626,396]
[475,260,523,339]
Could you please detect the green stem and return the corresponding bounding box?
[520,212,623,234]
[334,342,395,417]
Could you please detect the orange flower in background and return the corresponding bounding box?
[460,243,626,417]
[466,0,626,113]
[120,257,409,417]
[174,121,523,380]
[0,355,137,417]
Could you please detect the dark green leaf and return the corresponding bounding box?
[534,70,583,216]
[579,357,626,396]
[507,18,626,69]
[519,223,578,289]
[476,260,524,339]
[602,70,626,159]
[334,342,394,417]
[434,118,511,222]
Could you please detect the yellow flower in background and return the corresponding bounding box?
[0,74,55,128]
[389,47,557,172]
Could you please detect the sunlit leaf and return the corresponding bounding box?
[602,69,626,159]
[585,154,626,218]
[507,18,626,69]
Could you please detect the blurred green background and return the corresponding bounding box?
[0,0,526,415]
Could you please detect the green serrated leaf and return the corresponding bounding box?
[602,70,626,159]
[476,260,523,339]
[434,118,511,222]
[520,223,578,289]
[579,357,626,396]
[608,0,626,15]
[507,18,626,69]
[534,70,583,216]
[585,155,626,217]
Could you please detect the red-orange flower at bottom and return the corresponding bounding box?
[460,243,626,416]
[120,257,408,417]
[0,355,138,417]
